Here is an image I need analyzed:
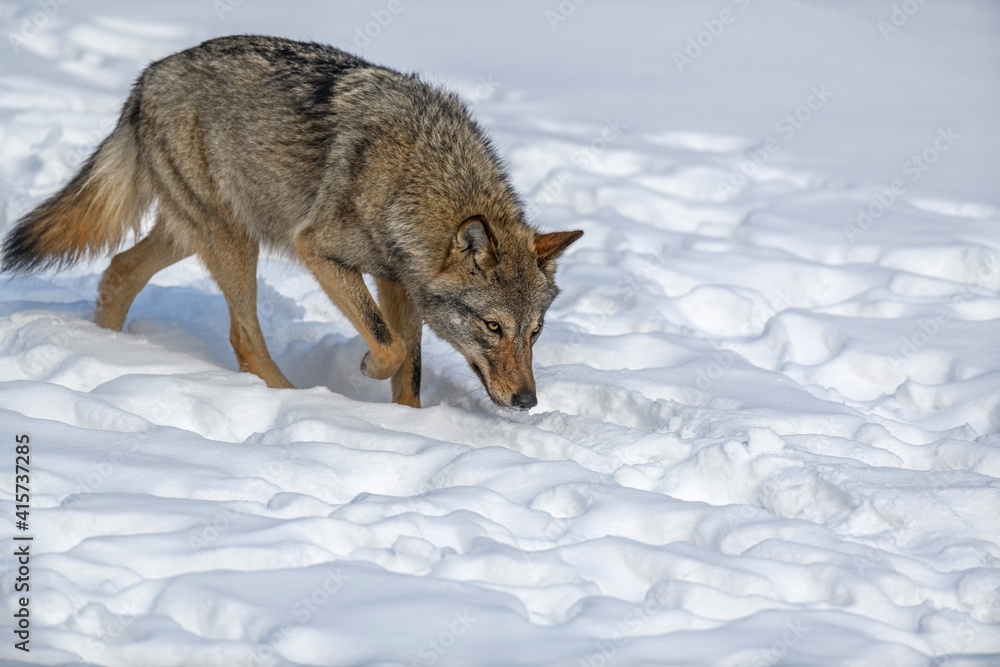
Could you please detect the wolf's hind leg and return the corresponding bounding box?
[194,221,293,389]
[295,234,406,382]
[96,216,192,331]
[376,277,422,408]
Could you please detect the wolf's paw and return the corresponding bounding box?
[361,346,405,380]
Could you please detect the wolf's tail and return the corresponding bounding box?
[2,97,151,274]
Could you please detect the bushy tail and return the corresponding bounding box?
[2,114,151,274]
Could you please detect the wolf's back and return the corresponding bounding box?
[2,35,521,276]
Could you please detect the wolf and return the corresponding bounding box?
[1,35,582,409]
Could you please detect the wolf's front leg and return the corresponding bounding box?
[375,277,422,408]
[296,234,406,382]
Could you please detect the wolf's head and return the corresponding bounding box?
[420,216,582,410]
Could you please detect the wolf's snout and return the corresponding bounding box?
[511,389,537,410]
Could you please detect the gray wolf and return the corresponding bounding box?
[1,35,582,409]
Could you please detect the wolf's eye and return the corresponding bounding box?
[485,321,502,334]
[532,323,542,335]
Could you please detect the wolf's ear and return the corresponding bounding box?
[535,230,583,277]
[451,216,496,274]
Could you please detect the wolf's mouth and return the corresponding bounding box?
[469,361,506,407]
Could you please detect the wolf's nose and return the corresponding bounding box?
[512,390,537,410]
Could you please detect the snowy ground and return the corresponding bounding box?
[2,1,1000,665]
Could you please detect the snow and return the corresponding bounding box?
[1,1,999,665]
